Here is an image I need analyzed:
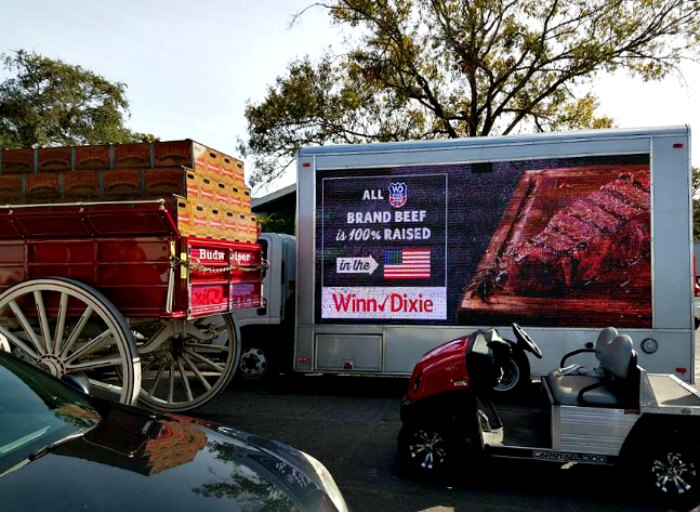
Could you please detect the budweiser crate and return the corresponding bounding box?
[176,198,195,237]
[175,198,211,238]
[208,207,224,239]
[221,155,244,184]
[214,182,229,205]
[0,175,24,202]
[38,147,72,172]
[223,211,237,238]
[1,148,35,174]
[153,140,226,177]
[241,187,252,212]
[103,169,143,198]
[25,173,62,200]
[143,167,189,197]
[113,142,152,168]
[63,170,101,199]
[222,212,258,243]
[75,144,111,171]
[192,203,209,237]
[229,186,242,212]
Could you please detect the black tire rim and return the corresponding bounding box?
[240,347,268,380]
[651,450,697,496]
[407,428,448,472]
[494,358,520,393]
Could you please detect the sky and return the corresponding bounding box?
[2,0,699,197]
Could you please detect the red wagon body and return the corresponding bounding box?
[0,200,263,318]
[0,199,264,412]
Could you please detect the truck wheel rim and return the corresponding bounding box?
[652,451,696,495]
[240,347,268,380]
[409,429,447,470]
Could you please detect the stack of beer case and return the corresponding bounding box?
[0,140,258,243]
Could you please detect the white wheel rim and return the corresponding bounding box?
[134,315,239,412]
[0,278,140,404]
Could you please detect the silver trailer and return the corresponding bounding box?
[294,126,694,384]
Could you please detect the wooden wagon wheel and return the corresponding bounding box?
[131,314,241,412]
[0,277,141,405]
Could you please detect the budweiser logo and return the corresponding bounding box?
[231,252,253,264]
[194,248,226,261]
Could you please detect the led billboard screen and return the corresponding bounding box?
[316,154,651,328]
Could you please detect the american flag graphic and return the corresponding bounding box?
[383,249,431,279]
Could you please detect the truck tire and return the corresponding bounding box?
[238,344,272,381]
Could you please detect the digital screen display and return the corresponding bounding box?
[316,154,651,328]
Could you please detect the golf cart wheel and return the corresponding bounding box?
[398,421,461,479]
[493,349,530,398]
[641,441,699,508]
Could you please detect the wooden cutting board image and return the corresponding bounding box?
[458,164,652,328]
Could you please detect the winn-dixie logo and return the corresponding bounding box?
[322,287,445,319]
[333,291,434,313]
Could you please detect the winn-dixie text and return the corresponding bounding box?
[322,287,446,319]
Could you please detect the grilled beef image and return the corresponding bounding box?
[473,171,650,297]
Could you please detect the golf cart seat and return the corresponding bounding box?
[553,326,618,378]
[544,334,639,408]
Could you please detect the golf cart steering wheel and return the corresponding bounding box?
[511,323,543,359]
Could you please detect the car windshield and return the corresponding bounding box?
[0,352,101,473]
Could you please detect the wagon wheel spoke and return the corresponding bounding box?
[0,324,39,360]
[67,355,123,372]
[59,305,94,358]
[134,315,239,412]
[8,299,46,356]
[33,291,53,353]
[64,329,114,365]
[184,348,225,373]
[53,292,69,355]
[148,361,166,396]
[182,352,212,391]
[0,278,140,405]
[176,356,195,402]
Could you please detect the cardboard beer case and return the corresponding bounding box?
[38,147,72,172]
[0,148,35,174]
[74,144,111,171]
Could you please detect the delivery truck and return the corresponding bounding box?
[282,125,695,390]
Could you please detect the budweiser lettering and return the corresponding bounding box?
[194,248,226,261]
[231,251,253,264]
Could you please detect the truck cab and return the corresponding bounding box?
[232,233,296,380]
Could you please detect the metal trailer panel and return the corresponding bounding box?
[295,127,693,380]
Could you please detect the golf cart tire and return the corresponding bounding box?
[398,420,466,481]
[493,348,531,399]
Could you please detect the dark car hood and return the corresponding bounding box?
[0,405,337,512]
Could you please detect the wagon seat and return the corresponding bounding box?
[543,334,640,409]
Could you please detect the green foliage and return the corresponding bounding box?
[241,0,700,185]
[0,50,155,148]
[257,212,295,235]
